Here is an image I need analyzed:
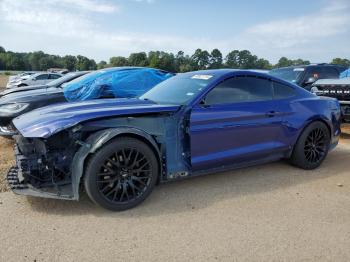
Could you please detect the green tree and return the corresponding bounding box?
[175,51,194,72]
[76,55,97,70]
[331,58,350,67]
[38,56,57,70]
[255,58,271,69]
[62,55,77,71]
[97,60,108,69]
[275,57,310,68]
[28,51,46,70]
[0,46,5,53]
[191,49,210,70]
[209,49,223,69]
[109,56,129,67]
[128,52,148,67]
[148,51,176,72]
[225,50,240,68]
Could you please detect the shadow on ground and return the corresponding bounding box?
[25,142,350,218]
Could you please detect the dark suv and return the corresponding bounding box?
[311,77,350,122]
[269,64,347,91]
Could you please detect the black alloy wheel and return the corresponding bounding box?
[290,121,331,170]
[303,127,328,163]
[84,137,159,211]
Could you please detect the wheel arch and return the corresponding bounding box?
[70,127,162,200]
[289,117,332,158]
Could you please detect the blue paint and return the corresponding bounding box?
[13,69,341,180]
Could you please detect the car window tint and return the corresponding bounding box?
[35,74,49,80]
[273,82,296,99]
[49,74,61,79]
[304,67,322,79]
[319,67,339,78]
[205,76,273,105]
[305,67,338,80]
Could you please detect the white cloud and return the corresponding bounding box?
[56,0,120,13]
[235,0,350,62]
[0,0,348,63]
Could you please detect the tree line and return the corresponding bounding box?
[0,46,349,73]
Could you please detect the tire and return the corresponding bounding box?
[289,121,331,170]
[84,137,159,211]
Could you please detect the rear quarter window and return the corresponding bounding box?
[273,82,296,99]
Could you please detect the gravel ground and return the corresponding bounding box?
[0,77,350,261]
[0,140,349,262]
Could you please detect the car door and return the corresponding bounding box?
[190,75,285,171]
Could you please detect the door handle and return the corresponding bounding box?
[266,111,277,117]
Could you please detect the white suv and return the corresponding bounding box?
[6,72,63,88]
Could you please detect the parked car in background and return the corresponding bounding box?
[311,77,350,122]
[269,64,347,90]
[1,71,89,97]
[0,67,173,137]
[6,72,62,88]
[47,68,69,74]
[7,69,341,211]
[8,72,37,82]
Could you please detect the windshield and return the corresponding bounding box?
[140,74,213,105]
[48,72,82,87]
[269,68,304,83]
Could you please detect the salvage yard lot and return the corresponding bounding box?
[0,139,349,261]
[0,77,350,261]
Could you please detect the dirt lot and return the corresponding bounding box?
[0,75,350,261]
[0,140,349,261]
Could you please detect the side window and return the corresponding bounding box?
[35,74,49,80]
[304,67,322,80]
[49,74,61,79]
[205,76,273,105]
[319,67,339,79]
[273,82,296,99]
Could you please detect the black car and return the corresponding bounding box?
[311,77,350,122]
[269,64,347,90]
[0,72,89,136]
[0,71,89,97]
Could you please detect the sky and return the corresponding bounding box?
[0,0,349,63]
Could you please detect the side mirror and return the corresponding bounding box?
[305,77,316,85]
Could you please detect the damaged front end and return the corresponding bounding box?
[8,132,80,200]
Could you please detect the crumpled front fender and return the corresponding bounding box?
[70,127,160,200]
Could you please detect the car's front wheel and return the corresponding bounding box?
[290,121,331,170]
[84,137,159,211]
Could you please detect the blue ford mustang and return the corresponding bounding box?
[8,69,341,211]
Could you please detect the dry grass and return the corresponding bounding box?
[0,75,9,89]
[0,137,14,192]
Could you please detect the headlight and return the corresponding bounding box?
[310,86,319,93]
[0,103,29,115]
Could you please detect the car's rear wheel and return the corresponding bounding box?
[290,121,330,170]
[84,137,159,211]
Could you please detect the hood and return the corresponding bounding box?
[13,98,180,138]
[0,87,63,104]
[0,84,49,96]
